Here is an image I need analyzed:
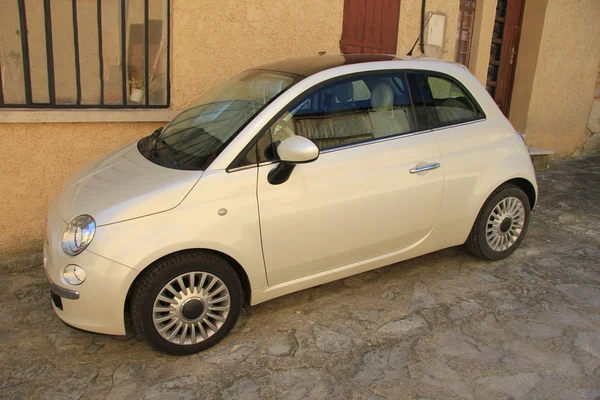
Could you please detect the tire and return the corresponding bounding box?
[466,184,531,261]
[131,250,243,355]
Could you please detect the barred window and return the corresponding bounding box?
[0,0,170,108]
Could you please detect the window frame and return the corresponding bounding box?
[414,70,486,129]
[227,68,487,172]
[0,0,171,109]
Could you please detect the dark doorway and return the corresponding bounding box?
[340,0,401,54]
[486,0,525,115]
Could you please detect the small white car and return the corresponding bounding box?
[44,54,537,354]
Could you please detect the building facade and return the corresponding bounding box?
[1,0,599,253]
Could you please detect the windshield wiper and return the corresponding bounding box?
[151,127,180,166]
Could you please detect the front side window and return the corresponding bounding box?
[266,73,418,155]
[139,69,300,170]
[1,0,170,108]
[416,73,484,127]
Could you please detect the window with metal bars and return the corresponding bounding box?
[454,0,476,68]
[0,0,170,109]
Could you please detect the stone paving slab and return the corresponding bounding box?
[0,156,599,399]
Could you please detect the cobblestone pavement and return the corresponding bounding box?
[1,156,599,400]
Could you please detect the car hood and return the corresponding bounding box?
[56,141,203,226]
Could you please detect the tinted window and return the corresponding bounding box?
[416,73,484,128]
[267,73,417,154]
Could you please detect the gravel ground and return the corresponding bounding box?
[0,156,599,400]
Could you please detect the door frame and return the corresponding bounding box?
[486,0,526,116]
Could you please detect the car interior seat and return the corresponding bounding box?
[369,82,411,138]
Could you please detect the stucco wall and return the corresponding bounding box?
[0,122,162,254]
[469,0,497,85]
[0,0,346,253]
[396,0,460,61]
[171,0,344,109]
[510,0,600,156]
[509,0,548,135]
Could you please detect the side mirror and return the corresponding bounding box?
[268,136,319,185]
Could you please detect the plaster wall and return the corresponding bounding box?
[509,0,600,156]
[0,0,345,253]
[396,0,460,60]
[509,0,548,135]
[469,0,497,85]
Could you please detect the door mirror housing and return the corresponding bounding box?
[277,135,319,163]
[268,136,319,185]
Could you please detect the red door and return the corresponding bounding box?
[340,0,401,54]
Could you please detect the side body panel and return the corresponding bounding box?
[257,132,443,286]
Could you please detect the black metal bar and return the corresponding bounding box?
[0,103,169,109]
[166,0,171,107]
[17,0,32,104]
[43,0,56,104]
[121,0,127,105]
[97,0,104,105]
[144,0,149,105]
[72,0,81,105]
[0,65,4,104]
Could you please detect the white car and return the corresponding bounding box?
[44,54,537,354]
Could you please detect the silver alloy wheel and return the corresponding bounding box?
[485,196,526,252]
[152,272,231,345]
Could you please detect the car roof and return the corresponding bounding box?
[255,54,407,77]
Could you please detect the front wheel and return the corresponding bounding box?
[466,184,531,261]
[131,251,243,355]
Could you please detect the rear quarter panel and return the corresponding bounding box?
[431,120,537,249]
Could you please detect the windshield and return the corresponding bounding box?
[139,69,300,170]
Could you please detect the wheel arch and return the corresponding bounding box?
[124,248,252,316]
[504,177,537,209]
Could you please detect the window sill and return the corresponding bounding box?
[0,109,181,124]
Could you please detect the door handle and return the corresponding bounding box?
[410,162,441,174]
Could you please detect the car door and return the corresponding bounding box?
[256,72,444,286]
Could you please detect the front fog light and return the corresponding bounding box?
[64,264,86,285]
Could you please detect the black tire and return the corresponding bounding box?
[131,250,243,355]
[466,184,531,261]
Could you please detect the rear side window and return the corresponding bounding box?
[416,73,484,128]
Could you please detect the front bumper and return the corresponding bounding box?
[44,203,139,335]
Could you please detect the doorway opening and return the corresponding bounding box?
[486,0,525,115]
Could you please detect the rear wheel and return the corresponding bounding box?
[466,184,531,260]
[131,251,243,355]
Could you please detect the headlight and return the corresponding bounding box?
[62,215,96,256]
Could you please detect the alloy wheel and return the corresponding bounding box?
[485,196,525,252]
[152,272,231,345]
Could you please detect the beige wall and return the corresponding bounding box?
[0,122,162,254]
[396,0,460,61]
[0,0,346,253]
[509,0,600,156]
[172,0,344,109]
[469,0,497,85]
[509,0,548,136]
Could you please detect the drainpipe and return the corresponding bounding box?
[419,0,426,54]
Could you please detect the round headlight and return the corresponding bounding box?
[62,215,96,256]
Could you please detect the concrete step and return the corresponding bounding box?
[529,147,555,171]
